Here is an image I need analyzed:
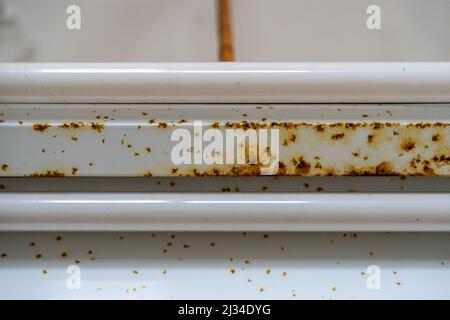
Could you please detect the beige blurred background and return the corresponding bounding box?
[1,0,450,62]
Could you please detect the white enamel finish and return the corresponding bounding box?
[1,63,450,103]
[1,231,450,299]
[1,103,448,177]
[0,192,449,231]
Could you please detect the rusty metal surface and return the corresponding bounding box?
[0,104,449,177]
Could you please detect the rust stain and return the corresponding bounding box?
[33,123,51,132]
[28,170,66,177]
[90,122,104,133]
[401,138,416,152]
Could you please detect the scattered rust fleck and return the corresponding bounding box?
[29,170,65,177]
[71,167,78,176]
[33,123,51,132]
[145,147,152,153]
[331,133,345,140]
[60,252,68,258]
[1,164,8,171]
[158,122,168,129]
[401,139,415,152]
[90,122,104,132]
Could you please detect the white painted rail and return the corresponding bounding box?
[1,63,450,103]
[0,192,449,231]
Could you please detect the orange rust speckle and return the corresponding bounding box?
[59,122,84,129]
[71,167,78,176]
[33,123,51,132]
[375,162,393,175]
[143,172,153,177]
[331,133,345,140]
[367,134,374,143]
[90,122,104,132]
[293,157,311,175]
[29,170,65,177]
[1,164,8,171]
[158,122,168,129]
[432,134,440,142]
[401,139,416,152]
[229,268,236,274]
[145,147,151,153]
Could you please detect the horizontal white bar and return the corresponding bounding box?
[1,63,450,103]
[1,192,449,231]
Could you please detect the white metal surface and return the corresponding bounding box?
[1,63,450,103]
[1,103,448,177]
[1,231,450,299]
[0,192,449,231]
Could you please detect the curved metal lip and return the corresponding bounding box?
[1,62,450,103]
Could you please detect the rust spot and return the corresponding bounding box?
[145,147,152,153]
[293,157,311,175]
[367,134,374,143]
[376,162,393,175]
[59,122,84,129]
[29,170,65,177]
[432,134,440,142]
[143,172,153,177]
[158,122,168,129]
[71,167,78,176]
[33,123,51,132]
[331,133,345,140]
[401,139,415,152]
[90,122,104,132]
[1,164,8,171]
